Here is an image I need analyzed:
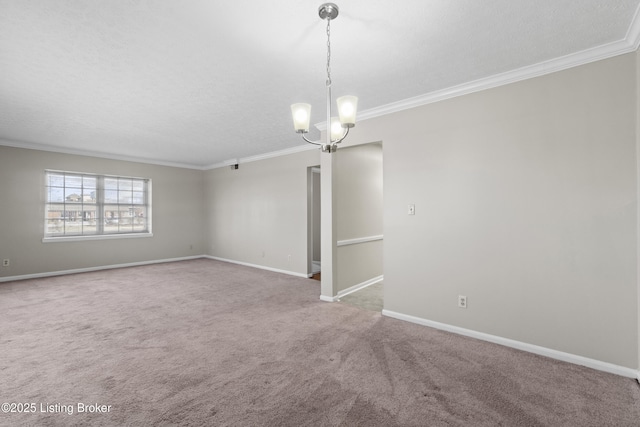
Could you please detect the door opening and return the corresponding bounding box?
[309,166,321,280]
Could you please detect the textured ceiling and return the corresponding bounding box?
[1,0,639,168]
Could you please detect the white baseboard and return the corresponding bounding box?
[337,275,384,299]
[319,275,384,303]
[382,309,639,379]
[0,255,312,283]
[336,235,383,247]
[0,255,204,283]
[205,255,310,279]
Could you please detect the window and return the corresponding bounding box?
[44,171,151,240]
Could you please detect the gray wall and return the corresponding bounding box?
[203,149,320,276]
[637,49,640,373]
[335,143,383,292]
[0,145,205,278]
[344,53,638,368]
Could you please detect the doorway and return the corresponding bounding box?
[333,142,384,309]
[309,166,321,279]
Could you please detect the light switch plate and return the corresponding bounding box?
[408,204,415,215]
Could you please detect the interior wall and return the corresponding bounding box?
[203,149,320,276]
[344,53,639,369]
[637,48,640,374]
[335,143,384,292]
[0,145,205,279]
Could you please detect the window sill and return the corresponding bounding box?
[42,233,153,243]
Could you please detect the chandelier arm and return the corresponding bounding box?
[302,134,323,146]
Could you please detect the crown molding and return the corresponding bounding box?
[4,6,640,169]
[356,40,636,123]
[0,136,318,171]
[316,9,640,131]
[205,143,317,170]
[0,138,208,170]
[627,2,640,50]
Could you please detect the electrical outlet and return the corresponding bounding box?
[408,204,415,215]
[2,259,9,267]
[458,295,467,309]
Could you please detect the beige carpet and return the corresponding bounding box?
[339,282,384,312]
[1,259,638,426]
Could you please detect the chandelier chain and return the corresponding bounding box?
[326,18,331,87]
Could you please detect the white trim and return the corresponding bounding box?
[320,295,337,302]
[312,261,321,273]
[43,232,153,243]
[0,255,203,283]
[382,310,639,379]
[205,144,317,170]
[318,36,640,131]
[0,138,207,170]
[626,3,640,50]
[5,7,640,173]
[337,275,384,299]
[337,235,383,247]
[4,18,640,171]
[204,255,310,278]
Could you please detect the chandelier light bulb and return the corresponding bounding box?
[291,103,311,133]
[330,117,344,141]
[295,109,308,123]
[337,95,358,127]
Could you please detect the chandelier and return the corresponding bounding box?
[290,3,358,153]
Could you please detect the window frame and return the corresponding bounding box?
[43,170,153,243]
